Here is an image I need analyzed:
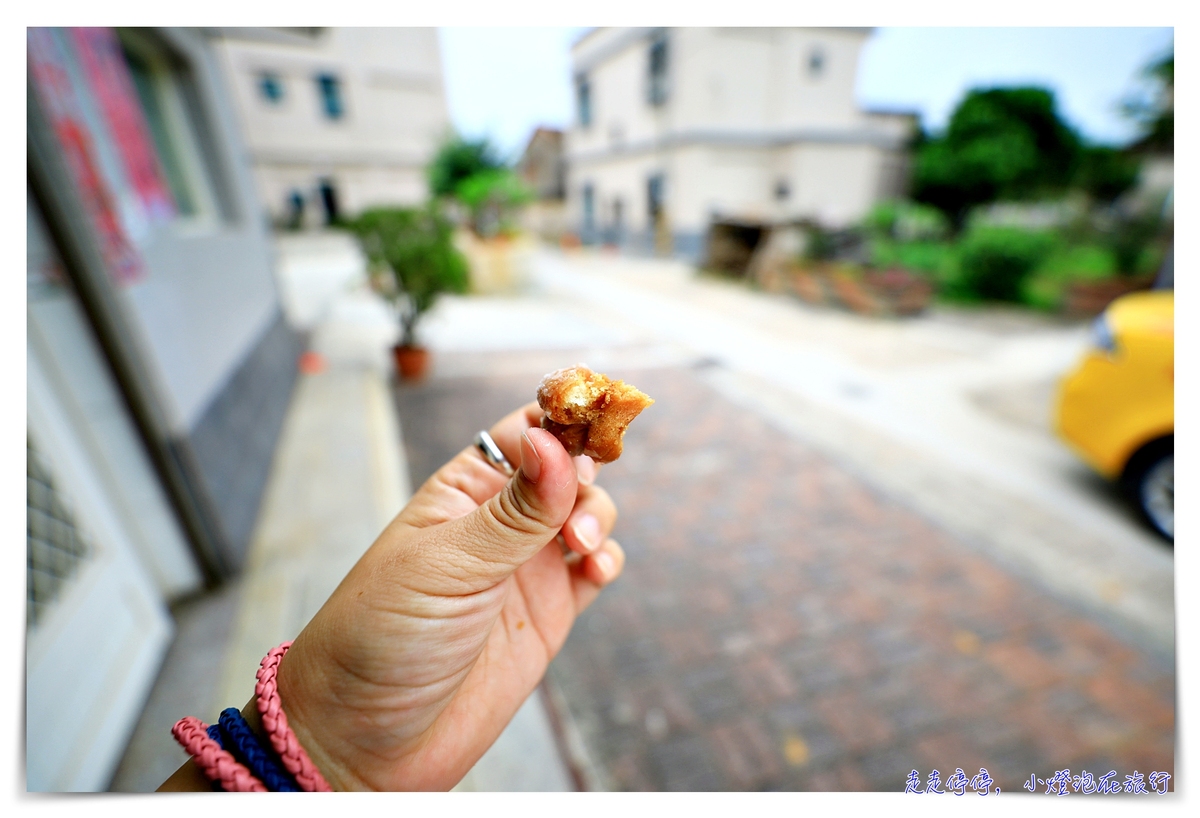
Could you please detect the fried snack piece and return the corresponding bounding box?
[536,365,654,463]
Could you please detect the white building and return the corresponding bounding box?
[566,27,915,259]
[212,28,451,225]
[28,26,301,790]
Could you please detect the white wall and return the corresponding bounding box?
[107,29,284,435]
[566,27,913,242]
[214,28,450,219]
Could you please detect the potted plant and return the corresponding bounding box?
[348,206,469,381]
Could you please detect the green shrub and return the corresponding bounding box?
[801,224,839,261]
[455,169,533,237]
[427,136,505,198]
[1108,211,1166,276]
[863,200,949,242]
[870,239,957,286]
[1076,146,1141,204]
[1036,243,1117,281]
[955,226,1057,302]
[1021,244,1115,310]
[348,206,469,347]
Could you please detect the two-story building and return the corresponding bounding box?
[28,26,305,790]
[566,27,915,259]
[211,28,451,226]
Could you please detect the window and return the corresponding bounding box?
[118,28,221,222]
[648,32,669,106]
[576,75,592,128]
[582,184,595,233]
[807,47,826,79]
[318,178,340,225]
[258,71,284,104]
[647,174,665,221]
[316,73,344,120]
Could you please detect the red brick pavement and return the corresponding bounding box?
[393,360,1174,793]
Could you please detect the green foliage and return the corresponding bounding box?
[1107,211,1166,277]
[455,169,534,236]
[801,224,838,261]
[347,207,469,346]
[912,87,1083,228]
[1076,146,1141,204]
[1123,49,1173,153]
[864,200,949,242]
[426,134,533,237]
[954,225,1057,302]
[870,239,958,286]
[1020,243,1117,311]
[427,136,505,199]
[1036,243,1117,281]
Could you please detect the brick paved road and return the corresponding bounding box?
[394,358,1174,793]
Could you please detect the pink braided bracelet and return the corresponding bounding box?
[171,716,267,792]
[255,641,333,792]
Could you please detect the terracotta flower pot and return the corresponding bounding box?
[830,275,881,316]
[862,269,936,316]
[393,344,430,381]
[788,267,831,305]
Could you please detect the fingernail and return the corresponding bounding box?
[520,430,542,483]
[593,550,615,579]
[572,514,601,554]
[574,455,596,486]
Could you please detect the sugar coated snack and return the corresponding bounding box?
[536,365,654,464]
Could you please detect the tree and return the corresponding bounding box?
[912,88,1083,229]
[427,135,505,199]
[1075,146,1140,205]
[347,207,469,348]
[1124,49,1173,154]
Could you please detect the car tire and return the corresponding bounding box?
[1124,437,1173,542]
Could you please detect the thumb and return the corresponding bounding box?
[435,426,578,587]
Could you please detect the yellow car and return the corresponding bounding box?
[1055,290,1174,540]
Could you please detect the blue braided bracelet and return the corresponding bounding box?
[203,724,227,791]
[217,707,300,792]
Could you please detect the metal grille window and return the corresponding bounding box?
[27,438,93,628]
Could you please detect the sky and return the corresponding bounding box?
[438,27,1174,159]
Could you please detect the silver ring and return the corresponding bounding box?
[474,430,514,477]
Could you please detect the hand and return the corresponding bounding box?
[272,402,625,790]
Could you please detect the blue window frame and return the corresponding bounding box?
[647,33,668,106]
[577,75,592,127]
[582,183,595,232]
[258,71,284,103]
[316,73,344,120]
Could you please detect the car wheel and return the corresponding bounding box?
[1128,444,1173,541]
